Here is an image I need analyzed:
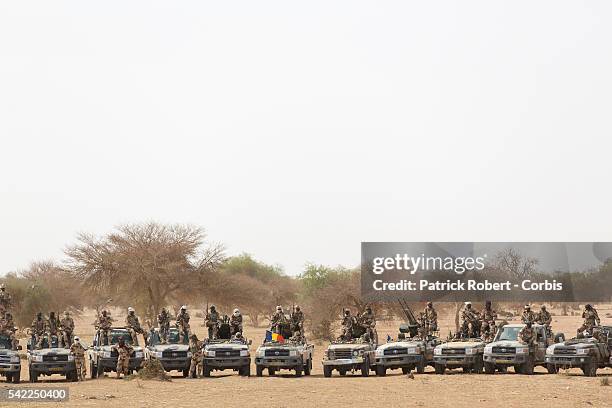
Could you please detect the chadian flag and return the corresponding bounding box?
[272,332,285,343]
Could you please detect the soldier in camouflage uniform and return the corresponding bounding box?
[480,300,497,335]
[460,302,480,338]
[518,321,535,345]
[60,311,75,347]
[290,306,305,337]
[270,306,287,335]
[125,307,145,346]
[229,308,243,336]
[157,307,170,344]
[205,305,220,340]
[0,312,18,350]
[31,312,46,349]
[96,310,113,346]
[340,309,354,340]
[44,312,61,347]
[423,302,438,334]
[521,305,536,324]
[536,305,552,336]
[359,306,376,340]
[175,305,190,343]
[70,336,87,381]
[577,304,601,336]
[112,337,134,378]
[0,284,11,315]
[188,334,204,378]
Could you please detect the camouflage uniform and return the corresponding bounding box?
[44,312,61,347]
[518,324,535,345]
[112,340,134,378]
[157,308,170,344]
[60,312,75,347]
[577,305,600,335]
[70,340,87,381]
[0,312,18,350]
[270,307,287,334]
[0,284,11,315]
[521,306,536,324]
[205,307,220,340]
[290,307,304,336]
[481,303,497,333]
[359,308,376,340]
[341,311,354,340]
[96,311,113,346]
[188,336,204,378]
[31,314,46,349]
[176,308,191,343]
[229,309,243,336]
[423,303,438,333]
[125,309,144,346]
[460,304,480,337]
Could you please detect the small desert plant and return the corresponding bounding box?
[601,377,610,386]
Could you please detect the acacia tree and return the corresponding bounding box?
[65,222,224,323]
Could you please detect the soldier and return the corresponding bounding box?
[518,321,536,345]
[176,305,190,343]
[270,306,287,334]
[188,334,204,378]
[125,307,144,346]
[205,305,220,340]
[340,309,354,340]
[229,308,243,336]
[45,312,60,347]
[423,302,438,334]
[461,302,480,337]
[96,310,113,345]
[536,305,552,335]
[290,305,305,336]
[31,312,46,349]
[0,312,18,350]
[0,284,11,314]
[157,307,170,344]
[481,300,497,334]
[521,305,536,324]
[60,311,75,347]
[577,304,601,336]
[112,337,134,379]
[359,306,376,340]
[70,336,87,381]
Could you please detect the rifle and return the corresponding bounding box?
[397,299,419,337]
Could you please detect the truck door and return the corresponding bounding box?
[535,328,546,361]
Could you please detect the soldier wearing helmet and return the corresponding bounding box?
[0,283,11,315]
[519,321,535,345]
[480,300,497,335]
[536,305,552,335]
[423,301,438,334]
[205,305,220,340]
[229,308,243,336]
[188,334,204,378]
[461,302,480,338]
[157,307,171,344]
[95,310,114,346]
[577,304,600,336]
[125,307,144,346]
[340,309,355,341]
[290,305,305,337]
[359,306,376,340]
[176,305,191,343]
[60,310,75,347]
[270,306,287,335]
[521,304,536,324]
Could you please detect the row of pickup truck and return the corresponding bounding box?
[1,323,611,383]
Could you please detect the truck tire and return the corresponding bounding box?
[268,367,276,376]
[295,366,302,377]
[6,373,12,382]
[416,360,425,374]
[323,365,332,378]
[361,356,370,377]
[256,365,264,377]
[376,365,386,376]
[472,356,484,374]
[498,366,507,373]
[434,364,445,375]
[582,362,597,377]
[338,369,346,376]
[521,356,534,375]
[547,364,558,374]
[484,362,495,374]
[97,362,104,378]
[304,359,311,376]
[513,365,522,374]
[182,368,189,378]
[202,365,211,377]
[29,369,38,383]
[401,367,410,375]
[90,361,97,379]
[240,365,251,377]
[12,372,20,384]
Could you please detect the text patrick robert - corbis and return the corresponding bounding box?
[369,254,563,293]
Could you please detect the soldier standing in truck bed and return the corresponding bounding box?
[481,301,497,334]
[518,321,535,345]
[176,305,190,343]
[96,310,113,346]
[205,305,220,340]
[340,309,354,340]
[125,307,145,346]
[157,307,170,344]
[270,306,287,334]
[0,284,12,315]
[577,304,600,336]
[229,308,243,336]
[521,305,536,324]
[423,302,438,334]
[290,306,305,336]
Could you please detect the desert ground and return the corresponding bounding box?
[2,306,612,408]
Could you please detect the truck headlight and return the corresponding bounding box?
[352,350,359,357]
[484,346,493,354]
[256,349,265,358]
[465,348,476,355]
[152,351,163,358]
[186,352,192,358]
[32,355,43,362]
[434,348,442,355]
[577,349,589,355]
[10,355,20,363]
[101,351,111,358]
[134,352,144,358]
[546,346,555,355]
[407,347,418,354]
[289,350,297,357]
[375,348,384,356]
[240,350,249,357]
[327,350,335,359]
[515,347,529,354]
[68,355,74,361]
[206,350,216,357]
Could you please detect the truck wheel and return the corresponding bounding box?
[513,365,522,374]
[268,367,276,376]
[498,366,507,373]
[376,365,386,376]
[323,366,332,378]
[401,367,410,375]
[472,357,484,374]
[97,362,104,377]
[521,356,534,375]
[582,362,597,377]
[304,359,311,376]
[547,364,558,374]
[240,365,250,377]
[295,366,302,377]
[416,360,425,374]
[12,372,20,384]
[361,356,370,377]
[484,362,495,374]
[29,370,38,383]
[434,364,445,375]
[338,369,346,376]
[90,361,97,379]
[182,368,189,378]
[203,366,211,377]
[6,373,12,382]
[256,365,263,377]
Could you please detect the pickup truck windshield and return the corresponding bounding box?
[495,327,521,342]
[108,330,134,345]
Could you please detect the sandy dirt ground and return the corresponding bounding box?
[2,305,612,408]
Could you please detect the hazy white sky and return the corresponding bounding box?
[1,1,611,276]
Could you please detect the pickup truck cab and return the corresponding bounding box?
[88,327,144,378]
[145,328,190,377]
[483,323,555,374]
[546,326,612,376]
[27,335,76,382]
[0,335,21,383]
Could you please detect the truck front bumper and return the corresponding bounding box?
[256,357,302,368]
[30,361,75,375]
[376,354,423,367]
[545,355,592,367]
[321,357,364,366]
[0,363,21,374]
[205,357,250,368]
[99,357,144,371]
[433,355,479,366]
[484,353,529,364]
[158,357,190,371]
